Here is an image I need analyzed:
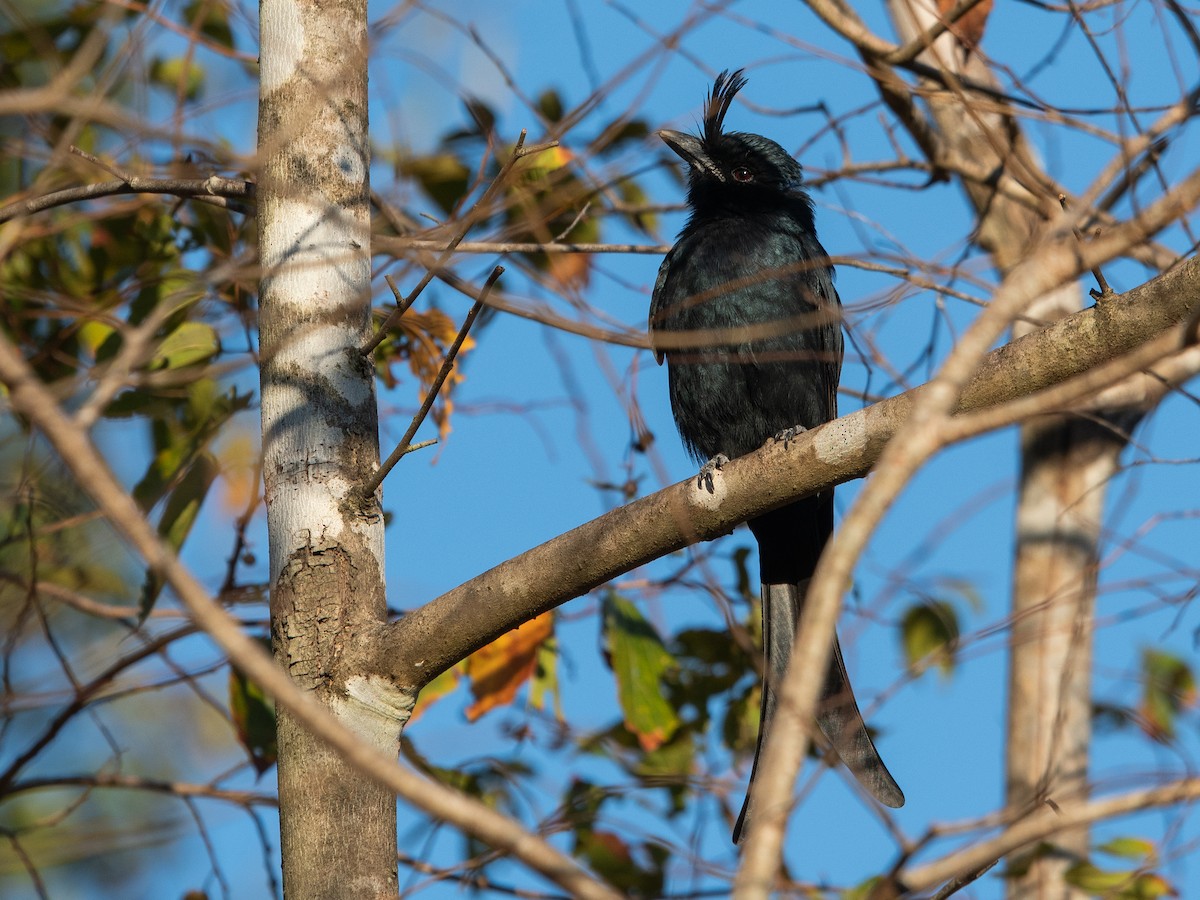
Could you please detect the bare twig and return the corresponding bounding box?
[69,145,134,182]
[383,274,420,319]
[929,860,1000,900]
[1059,194,1113,299]
[0,175,255,222]
[362,267,501,499]
[376,238,670,255]
[6,773,277,807]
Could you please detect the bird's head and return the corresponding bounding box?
[659,69,809,216]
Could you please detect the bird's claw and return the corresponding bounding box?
[773,425,808,449]
[696,454,730,493]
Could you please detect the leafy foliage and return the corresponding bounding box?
[1064,836,1178,899]
[1139,649,1196,742]
[601,592,681,751]
[230,643,278,776]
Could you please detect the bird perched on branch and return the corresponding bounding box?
[649,69,904,844]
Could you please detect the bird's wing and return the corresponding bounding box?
[647,250,679,366]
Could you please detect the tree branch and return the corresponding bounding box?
[903,778,1200,893]
[375,254,1200,689]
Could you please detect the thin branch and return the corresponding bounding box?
[0,175,256,222]
[4,773,279,807]
[376,236,668,255]
[1059,194,1113,299]
[929,860,1000,900]
[69,145,134,182]
[904,778,1200,893]
[30,580,187,621]
[884,0,994,65]
[363,268,500,499]
[383,273,420,319]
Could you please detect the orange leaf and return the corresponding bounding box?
[464,611,554,721]
[217,430,258,515]
[937,0,993,55]
[548,252,592,288]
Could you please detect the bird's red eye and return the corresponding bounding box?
[731,166,754,183]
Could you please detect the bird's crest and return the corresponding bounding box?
[702,69,747,146]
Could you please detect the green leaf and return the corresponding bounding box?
[616,178,656,236]
[731,545,754,602]
[601,593,680,751]
[159,451,218,550]
[152,321,220,370]
[722,682,761,755]
[1127,873,1178,898]
[572,829,665,897]
[529,634,562,718]
[139,451,218,619]
[1066,861,1136,893]
[900,599,959,677]
[1141,649,1196,741]
[77,320,121,363]
[634,728,694,779]
[149,56,205,100]
[183,0,235,49]
[593,118,651,155]
[1098,836,1157,862]
[398,152,472,215]
[842,876,888,900]
[537,89,564,123]
[230,647,277,776]
[461,97,496,136]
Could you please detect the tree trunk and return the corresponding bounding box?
[1006,388,1138,894]
[258,1,399,897]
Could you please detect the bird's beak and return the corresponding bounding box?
[658,129,725,182]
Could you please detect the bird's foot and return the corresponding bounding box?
[695,454,730,493]
[773,425,808,449]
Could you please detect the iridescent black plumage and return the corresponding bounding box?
[649,70,904,844]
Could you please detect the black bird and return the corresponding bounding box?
[649,70,904,844]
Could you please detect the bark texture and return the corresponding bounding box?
[258,1,400,896]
